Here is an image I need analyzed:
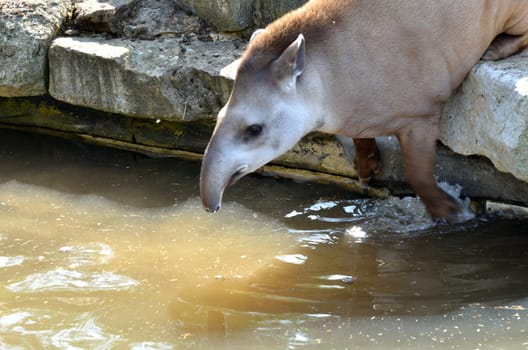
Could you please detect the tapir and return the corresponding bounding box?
[200,0,528,223]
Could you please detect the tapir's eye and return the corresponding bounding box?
[246,124,263,138]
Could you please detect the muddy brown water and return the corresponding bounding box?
[0,129,527,349]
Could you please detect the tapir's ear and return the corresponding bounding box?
[271,34,305,88]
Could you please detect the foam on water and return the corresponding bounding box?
[438,181,475,222]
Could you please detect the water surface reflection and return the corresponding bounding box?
[0,130,527,349]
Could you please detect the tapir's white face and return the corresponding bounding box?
[200,34,312,212]
[216,78,309,170]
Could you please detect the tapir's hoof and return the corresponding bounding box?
[428,199,473,225]
[353,159,383,186]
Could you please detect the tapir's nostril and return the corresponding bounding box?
[205,204,221,213]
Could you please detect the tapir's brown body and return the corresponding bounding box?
[200,0,528,222]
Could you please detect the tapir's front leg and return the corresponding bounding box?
[397,117,462,223]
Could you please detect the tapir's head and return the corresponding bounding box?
[200,32,318,212]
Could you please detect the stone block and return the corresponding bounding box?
[179,0,309,32]
[440,50,528,183]
[73,0,203,39]
[115,0,202,39]
[0,0,71,96]
[0,96,135,141]
[48,36,242,121]
[73,0,133,34]
[254,0,307,27]
[180,0,253,32]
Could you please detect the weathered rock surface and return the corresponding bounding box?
[178,0,308,32]
[0,0,71,97]
[441,50,528,183]
[48,36,241,120]
[72,0,310,37]
[73,0,203,39]
[253,0,308,27]
[111,0,202,39]
[0,96,214,153]
[73,0,133,34]
[180,0,253,32]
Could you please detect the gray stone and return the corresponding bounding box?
[0,0,71,97]
[73,0,202,39]
[110,0,202,39]
[180,0,253,32]
[73,0,133,34]
[254,0,307,27]
[178,0,309,33]
[440,49,528,183]
[48,36,242,121]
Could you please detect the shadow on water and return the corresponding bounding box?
[1,129,528,349]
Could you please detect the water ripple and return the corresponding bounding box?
[59,242,114,268]
[50,313,121,350]
[275,254,308,265]
[7,268,139,293]
[0,255,24,268]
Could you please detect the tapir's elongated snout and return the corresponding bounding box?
[200,141,227,213]
[200,137,248,213]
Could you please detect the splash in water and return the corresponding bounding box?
[285,181,475,237]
